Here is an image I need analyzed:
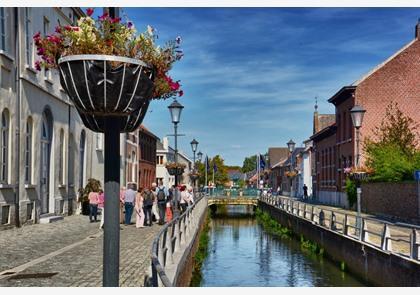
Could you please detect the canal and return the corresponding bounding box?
[197,205,368,287]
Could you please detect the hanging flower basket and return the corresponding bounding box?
[349,172,369,181]
[33,8,184,133]
[189,171,200,181]
[58,55,154,132]
[167,167,185,176]
[344,166,373,182]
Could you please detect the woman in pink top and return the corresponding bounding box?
[98,190,105,229]
[135,188,145,228]
[88,190,99,222]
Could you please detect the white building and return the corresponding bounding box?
[0,8,100,228]
[156,137,192,189]
[297,140,313,198]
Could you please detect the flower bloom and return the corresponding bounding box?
[35,61,41,71]
[99,12,109,21]
[110,17,121,24]
[86,8,94,16]
[175,36,182,44]
[127,22,133,28]
[178,90,184,97]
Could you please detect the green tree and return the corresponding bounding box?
[364,102,420,182]
[196,155,229,187]
[241,155,257,173]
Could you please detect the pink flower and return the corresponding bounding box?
[33,31,41,40]
[110,17,121,24]
[35,61,41,71]
[37,47,45,55]
[55,26,62,34]
[127,22,133,28]
[178,90,184,97]
[99,12,109,21]
[86,8,94,17]
[343,167,352,174]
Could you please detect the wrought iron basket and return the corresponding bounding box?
[58,55,155,132]
[349,172,369,181]
[167,167,185,176]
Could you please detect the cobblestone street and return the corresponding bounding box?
[0,214,161,287]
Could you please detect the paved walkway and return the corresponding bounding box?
[0,214,161,287]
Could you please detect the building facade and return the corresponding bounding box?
[156,137,192,189]
[138,125,158,189]
[0,7,98,228]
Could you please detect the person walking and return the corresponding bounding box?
[119,186,126,224]
[135,188,145,228]
[166,187,174,222]
[303,184,308,200]
[179,185,189,213]
[187,187,194,205]
[98,190,105,229]
[143,187,154,226]
[88,189,99,222]
[151,183,160,223]
[124,185,136,225]
[156,181,167,225]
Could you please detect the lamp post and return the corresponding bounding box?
[168,99,184,218]
[350,105,366,238]
[190,138,199,192]
[197,151,203,190]
[287,139,296,198]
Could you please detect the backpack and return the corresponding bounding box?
[143,191,153,206]
[157,188,166,202]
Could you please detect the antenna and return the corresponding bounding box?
[315,96,318,111]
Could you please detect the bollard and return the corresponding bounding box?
[319,210,325,226]
[410,229,419,260]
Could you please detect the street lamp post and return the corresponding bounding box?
[190,139,199,192]
[168,99,184,218]
[197,151,203,190]
[350,105,366,238]
[287,139,296,198]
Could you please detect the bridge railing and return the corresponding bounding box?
[260,195,420,261]
[150,193,207,287]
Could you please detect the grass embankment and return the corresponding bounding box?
[189,214,211,286]
[255,208,324,256]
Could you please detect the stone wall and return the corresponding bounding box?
[361,182,420,223]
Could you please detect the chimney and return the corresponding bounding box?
[163,137,169,150]
[416,18,420,39]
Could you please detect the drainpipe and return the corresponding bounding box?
[14,8,21,227]
[67,104,71,215]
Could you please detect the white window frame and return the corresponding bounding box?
[95,133,103,151]
[24,117,33,184]
[25,8,33,67]
[1,110,9,184]
[0,8,6,52]
[59,129,65,185]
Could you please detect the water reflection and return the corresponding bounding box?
[200,206,366,287]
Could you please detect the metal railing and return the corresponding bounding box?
[150,193,207,287]
[260,195,420,261]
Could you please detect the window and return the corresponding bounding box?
[0,110,9,183]
[131,151,136,182]
[95,133,103,150]
[59,129,65,185]
[0,8,6,51]
[25,8,32,66]
[25,118,33,184]
[157,155,163,165]
[43,16,50,36]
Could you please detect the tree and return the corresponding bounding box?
[196,155,229,187]
[364,102,420,182]
[241,155,257,173]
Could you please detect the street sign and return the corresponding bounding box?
[414,170,420,181]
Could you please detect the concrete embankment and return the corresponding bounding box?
[259,201,420,287]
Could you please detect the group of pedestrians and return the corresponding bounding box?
[87,181,195,229]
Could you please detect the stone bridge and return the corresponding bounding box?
[207,196,259,206]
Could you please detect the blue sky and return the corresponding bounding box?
[118,8,419,166]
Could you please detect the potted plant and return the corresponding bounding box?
[285,171,298,178]
[165,162,186,176]
[33,8,184,132]
[77,178,102,215]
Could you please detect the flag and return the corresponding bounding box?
[213,162,218,173]
[205,155,210,172]
[260,154,266,170]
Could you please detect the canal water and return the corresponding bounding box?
[198,205,367,287]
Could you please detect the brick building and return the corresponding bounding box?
[312,21,420,207]
[138,125,158,189]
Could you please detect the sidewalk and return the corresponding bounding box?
[0,214,161,287]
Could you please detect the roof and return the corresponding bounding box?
[156,140,164,150]
[271,157,288,169]
[352,39,416,87]
[283,148,305,166]
[228,170,244,180]
[139,124,159,140]
[317,114,335,132]
[328,37,417,105]
[268,147,289,168]
[310,124,337,142]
